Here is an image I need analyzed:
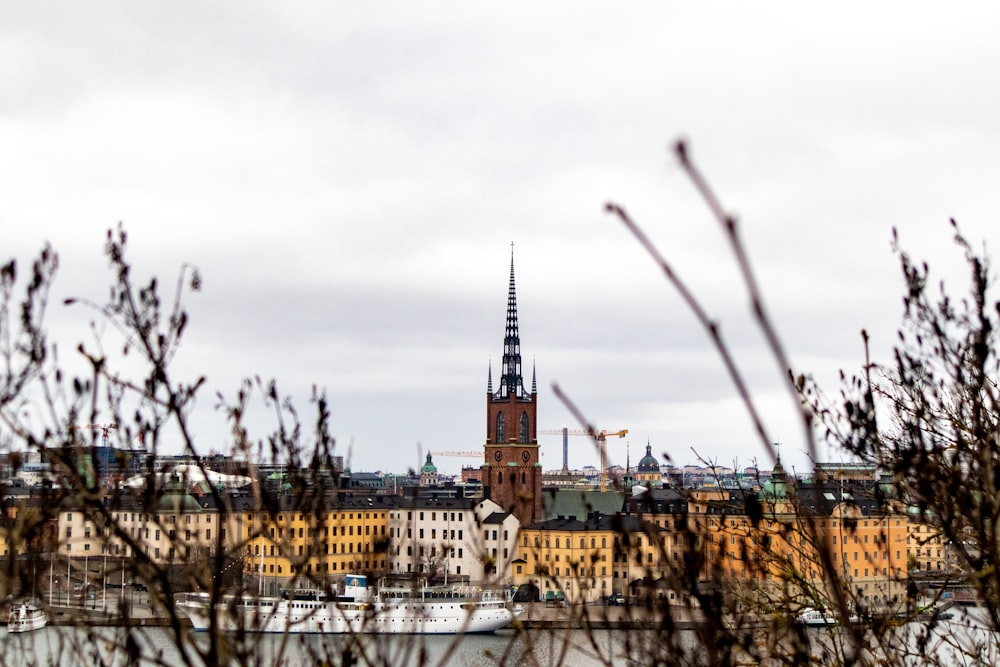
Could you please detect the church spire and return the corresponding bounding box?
[496,249,525,399]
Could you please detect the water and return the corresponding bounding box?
[0,626,633,667]
[4,609,999,666]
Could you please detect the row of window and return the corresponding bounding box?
[247,524,382,540]
[495,411,530,444]
[249,559,384,574]
[391,511,466,522]
[245,512,387,523]
[252,542,369,556]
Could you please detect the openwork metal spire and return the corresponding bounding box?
[496,251,526,399]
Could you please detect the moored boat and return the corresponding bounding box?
[177,574,523,635]
[7,601,48,633]
[795,606,859,626]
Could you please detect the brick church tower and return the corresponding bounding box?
[482,252,543,526]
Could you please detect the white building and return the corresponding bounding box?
[387,497,519,585]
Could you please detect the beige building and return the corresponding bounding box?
[387,497,518,585]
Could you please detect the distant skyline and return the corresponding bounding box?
[3,3,999,476]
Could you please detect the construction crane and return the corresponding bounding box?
[538,428,628,491]
[430,451,483,458]
[76,423,118,448]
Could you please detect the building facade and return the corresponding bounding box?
[387,496,518,585]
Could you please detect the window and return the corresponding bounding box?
[519,412,529,443]
[496,413,506,443]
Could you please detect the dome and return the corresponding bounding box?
[636,443,660,473]
[420,453,438,474]
[155,492,203,513]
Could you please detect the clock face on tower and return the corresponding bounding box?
[521,450,530,463]
[494,450,503,462]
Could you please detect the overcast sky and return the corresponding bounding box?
[3,3,998,477]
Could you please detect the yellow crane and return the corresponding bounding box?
[538,428,628,491]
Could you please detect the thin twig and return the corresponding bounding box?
[604,201,775,461]
[674,139,817,464]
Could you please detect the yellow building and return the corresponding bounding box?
[242,495,396,592]
[517,512,655,604]
[624,473,909,610]
[907,517,949,574]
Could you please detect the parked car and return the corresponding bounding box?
[606,594,625,606]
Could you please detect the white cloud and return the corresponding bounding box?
[2,2,999,476]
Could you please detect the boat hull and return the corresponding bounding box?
[177,591,520,635]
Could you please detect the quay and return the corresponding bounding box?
[514,601,700,630]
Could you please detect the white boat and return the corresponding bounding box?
[795,606,859,627]
[177,574,523,635]
[7,601,48,633]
